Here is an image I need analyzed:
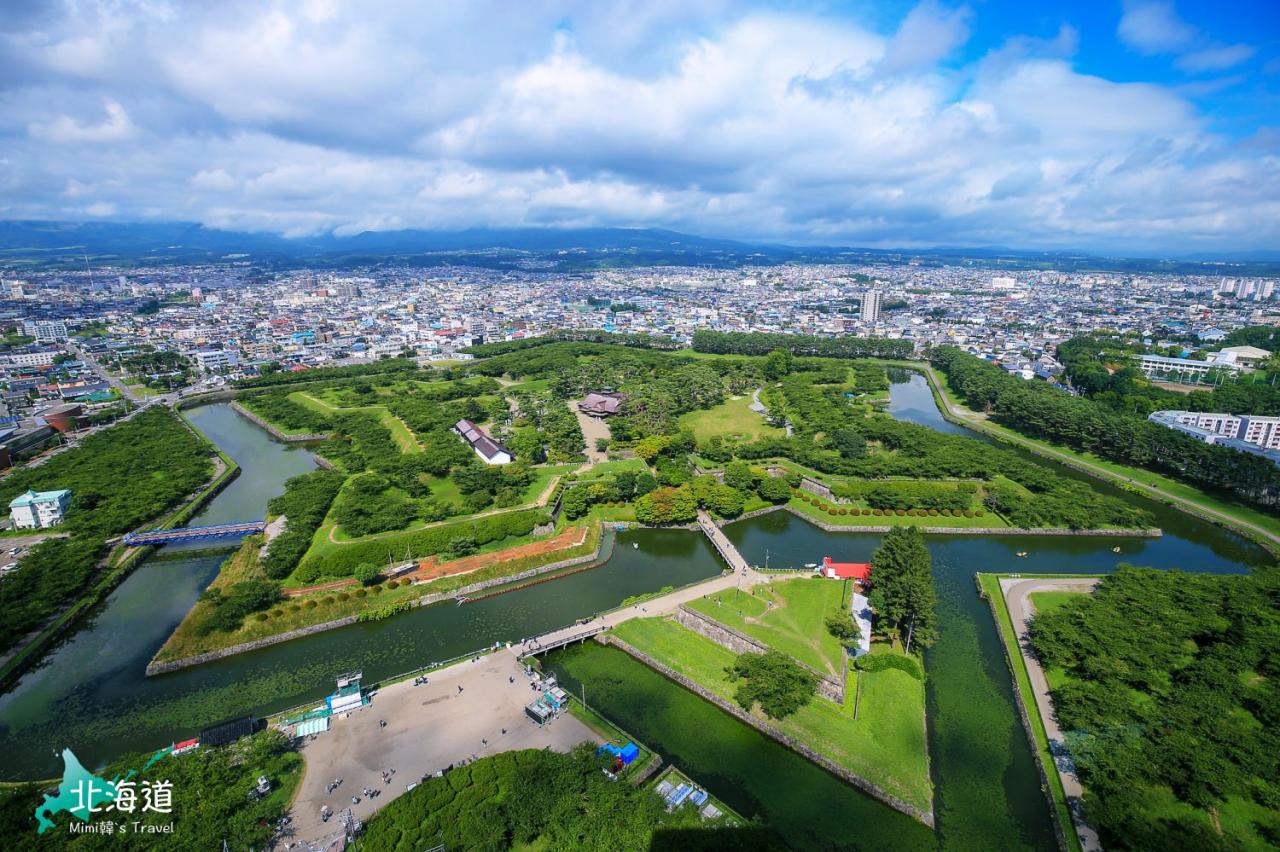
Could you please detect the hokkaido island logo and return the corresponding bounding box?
[34,747,173,835]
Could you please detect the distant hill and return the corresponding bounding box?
[1,219,1277,276]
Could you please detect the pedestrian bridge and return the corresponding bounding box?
[122,520,266,546]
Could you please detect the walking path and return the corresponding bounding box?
[570,399,611,464]
[920,365,1280,551]
[1001,577,1102,852]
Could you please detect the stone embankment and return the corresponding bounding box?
[600,634,935,828]
[673,605,845,703]
[146,524,613,675]
[728,505,1161,538]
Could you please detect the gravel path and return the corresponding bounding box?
[1000,577,1103,852]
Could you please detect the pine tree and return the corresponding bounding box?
[867,527,938,652]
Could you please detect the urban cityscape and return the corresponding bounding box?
[0,1,1277,851]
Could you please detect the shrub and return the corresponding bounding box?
[338,592,350,601]
[355,588,367,598]
[928,508,939,516]
[304,599,318,609]
[322,596,336,605]
[371,584,384,594]
[255,612,269,622]
[288,603,301,613]
[854,652,924,681]
[862,508,872,516]
[975,509,985,517]
[964,510,974,518]
[872,508,883,516]
[895,509,906,516]
[270,609,283,617]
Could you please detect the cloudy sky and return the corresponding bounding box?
[1,0,1277,254]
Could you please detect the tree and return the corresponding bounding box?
[726,650,817,719]
[723,461,757,491]
[757,475,793,503]
[763,348,794,380]
[633,485,698,525]
[354,563,381,586]
[867,527,937,652]
[825,610,858,642]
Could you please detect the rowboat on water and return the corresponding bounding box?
[1015,551,1028,558]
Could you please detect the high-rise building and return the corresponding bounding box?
[860,290,881,324]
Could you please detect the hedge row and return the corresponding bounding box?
[794,492,983,518]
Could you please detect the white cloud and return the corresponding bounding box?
[880,2,972,74]
[28,99,134,144]
[0,2,1275,252]
[1176,43,1256,73]
[1118,1,1197,54]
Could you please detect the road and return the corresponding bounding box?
[1001,577,1102,852]
[919,364,1280,551]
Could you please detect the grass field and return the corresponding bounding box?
[678,394,782,443]
[979,573,1083,852]
[610,616,931,813]
[686,578,847,676]
[1027,590,1083,617]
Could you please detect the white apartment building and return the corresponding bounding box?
[860,290,882,324]
[1149,411,1280,451]
[192,348,238,373]
[1,347,60,368]
[22,319,68,342]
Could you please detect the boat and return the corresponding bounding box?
[804,562,817,568]
[1015,551,1028,558]
[1112,547,1121,553]
[633,543,639,549]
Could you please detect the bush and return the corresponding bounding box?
[322,596,336,605]
[854,652,924,681]
[964,510,974,518]
[355,588,367,598]
[270,608,283,617]
[928,508,939,516]
[288,603,301,613]
[354,562,382,586]
[338,592,350,601]
[975,509,985,517]
[895,509,906,516]
[371,584,384,594]
[726,650,817,720]
[304,599,318,609]
[255,612,269,622]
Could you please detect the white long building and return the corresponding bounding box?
[1148,410,1280,452]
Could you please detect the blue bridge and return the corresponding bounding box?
[123,520,267,546]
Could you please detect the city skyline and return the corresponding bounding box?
[2,0,1278,254]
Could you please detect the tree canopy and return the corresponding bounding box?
[867,528,937,652]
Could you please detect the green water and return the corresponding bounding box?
[0,404,724,779]
[547,641,935,851]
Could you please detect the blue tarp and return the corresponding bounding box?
[620,743,639,764]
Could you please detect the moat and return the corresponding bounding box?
[0,375,1266,850]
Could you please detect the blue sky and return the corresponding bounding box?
[0,0,1277,254]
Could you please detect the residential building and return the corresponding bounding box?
[860,290,881,324]
[192,348,238,373]
[23,319,68,343]
[9,488,72,529]
[579,391,624,417]
[1149,410,1280,451]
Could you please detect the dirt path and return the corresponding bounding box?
[1001,577,1102,852]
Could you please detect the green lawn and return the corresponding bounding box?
[687,578,847,676]
[610,617,932,813]
[678,394,782,443]
[1028,590,1084,617]
[978,573,1083,852]
[572,458,650,479]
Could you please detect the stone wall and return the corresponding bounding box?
[601,634,934,828]
[799,476,834,500]
[147,524,614,675]
[674,605,845,704]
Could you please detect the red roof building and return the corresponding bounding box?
[820,557,872,582]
